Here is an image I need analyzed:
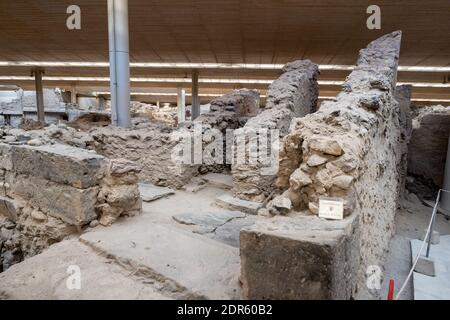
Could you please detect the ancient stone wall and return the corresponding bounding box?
[193,89,260,174]
[208,89,260,118]
[0,142,141,271]
[24,90,261,189]
[241,32,404,299]
[395,85,413,198]
[232,60,319,202]
[407,105,450,197]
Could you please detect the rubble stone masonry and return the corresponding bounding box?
[241,31,404,299]
[232,60,320,202]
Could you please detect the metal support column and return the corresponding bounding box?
[108,0,131,127]
[177,87,186,125]
[32,67,45,125]
[191,70,200,120]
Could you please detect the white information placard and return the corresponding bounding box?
[319,197,344,220]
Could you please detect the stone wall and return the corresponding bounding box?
[241,31,404,299]
[27,89,261,189]
[0,142,141,271]
[407,105,450,196]
[232,60,319,202]
[193,89,260,174]
[89,126,199,188]
[208,89,260,118]
[395,85,413,198]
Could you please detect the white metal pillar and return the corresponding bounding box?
[177,87,186,125]
[32,67,45,125]
[108,0,131,127]
[191,70,200,120]
[441,132,450,210]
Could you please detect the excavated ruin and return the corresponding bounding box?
[1,30,445,301]
[240,31,406,299]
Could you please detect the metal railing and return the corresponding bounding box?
[395,189,450,300]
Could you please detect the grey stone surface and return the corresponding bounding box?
[138,183,175,202]
[172,211,245,234]
[80,218,241,299]
[240,215,360,299]
[215,193,263,215]
[208,215,257,247]
[202,173,233,189]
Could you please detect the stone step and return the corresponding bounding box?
[80,218,241,299]
[215,193,262,215]
[0,239,171,300]
[201,173,233,190]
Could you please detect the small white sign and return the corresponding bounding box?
[319,197,344,220]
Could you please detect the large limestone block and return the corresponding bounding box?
[7,173,98,226]
[240,215,359,300]
[9,144,107,189]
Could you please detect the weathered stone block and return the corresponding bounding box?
[9,144,107,189]
[0,196,18,221]
[7,173,98,226]
[209,89,260,117]
[216,194,263,215]
[0,144,13,171]
[240,215,360,299]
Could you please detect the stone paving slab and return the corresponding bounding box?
[138,183,175,202]
[207,215,258,248]
[172,211,246,234]
[80,218,241,299]
[215,193,262,215]
[202,173,233,189]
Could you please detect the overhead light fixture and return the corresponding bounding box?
[1,76,450,88]
[1,61,450,72]
[411,98,450,103]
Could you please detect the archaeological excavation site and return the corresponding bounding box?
[0,1,449,303]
